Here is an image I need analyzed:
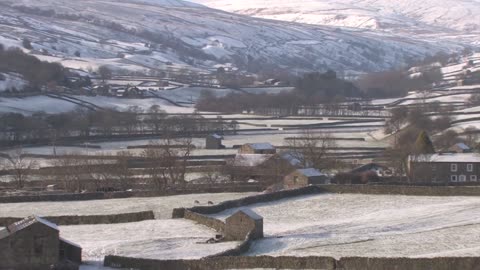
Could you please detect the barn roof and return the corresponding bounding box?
[297,168,324,177]
[60,237,82,248]
[236,209,263,220]
[233,154,272,167]
[248,143,275,150]
[7,216,58,235]
[409,153,480,163]
[452,143,470,150]
[210,133,223,139]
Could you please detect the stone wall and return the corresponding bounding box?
[318,184,480,196]
[0,211,155,227]
[183,210,226,233]
[104,255,480,270]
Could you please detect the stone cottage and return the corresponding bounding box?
[225,209,263,241]
[0,216,81,270]
[448,143,472,153]
[239,143,276,154]
[284,168,328,189]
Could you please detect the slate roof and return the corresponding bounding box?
[453,143,470,150]
[297,168,325,177]
[409,153,480,163]
[233,154,272,167]
[211,134,223,139]
[7,216,58,235]
[248,143,275,150]
[236,209,263,220]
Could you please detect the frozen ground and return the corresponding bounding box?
[0,192,256,219]
[210,193,480,258]
[60,219,240,264]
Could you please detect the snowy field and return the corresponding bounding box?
[0,192,256,219]
[210,193,480,258]
[61,219,239,264]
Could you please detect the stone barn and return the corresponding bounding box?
[225,209,263,241]
[239,143,276,154]
[206,134,224,149]
[284,168,328,189]
[0,216,81,270]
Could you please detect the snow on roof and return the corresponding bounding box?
[60,237,82,248]
[7,216,58,234]
[410,153,480,163]
[248,143,275,150]
[453,143,470,150]
[280,152,302,167]
[236,209,263,220]
[297,168,324,177]
[210,134,223,139]
[234,154,272,167]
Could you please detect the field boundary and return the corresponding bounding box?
[103,255,480,270]
[0,210,154,227]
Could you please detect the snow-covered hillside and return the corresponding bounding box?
[190,0,480,35]
[0,0,470,75]
[211,193,480,258]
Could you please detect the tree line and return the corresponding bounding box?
[0,45,70,92]
[0,105,239,146]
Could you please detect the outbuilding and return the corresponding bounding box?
[239,143,276,154]
[284,168,328,189]
[225,209,263,241]
[0,216,81,269]
[206,134,225,149]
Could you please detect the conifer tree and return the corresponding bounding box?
[413,131,435,154]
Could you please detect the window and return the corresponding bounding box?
[451,164,458,172]
[459,175,467,182]
[467,164,473,172]
[293,176,298,184]
[471,175,477,182]
[432,164,437,171]
[451,175,458,182]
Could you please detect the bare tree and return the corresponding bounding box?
[98,65,112,82]
[286,129,337,169]
[5,149,38,188]
[142,137,194,191]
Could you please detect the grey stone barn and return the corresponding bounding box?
[239,143,276,154]
[225,209,263,241]
[0,216,81,270]
[284,168,328,189]
[206,134,224,149]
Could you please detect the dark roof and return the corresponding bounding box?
[296,168,324,177]
[248,143,275,150]
[7,216,58,235]
[60,237,82,248]
[235,209,263,220]
[350,163,387,174]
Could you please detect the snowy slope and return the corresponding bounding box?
[190,0,480,34]
[0,0,469,75]
[211,193,480,258]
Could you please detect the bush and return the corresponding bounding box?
[22,38,33,49]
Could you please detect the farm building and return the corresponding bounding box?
[408,153,480,183]
[229,154,297,184]
[239,143,276,154]
[350,163,388,176]
[225,209,263,241]
[0,216,81,269]
[206,134,224,149]
[284,168,328,189]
